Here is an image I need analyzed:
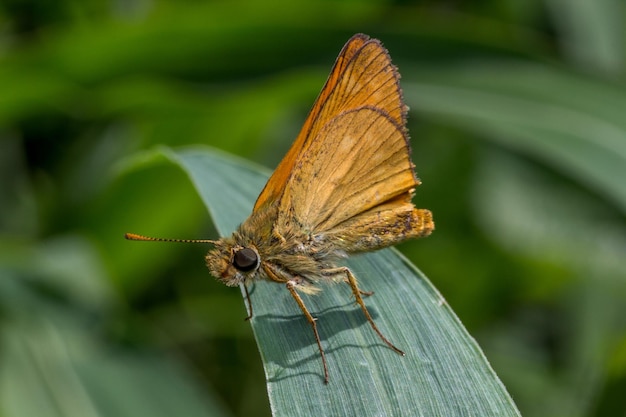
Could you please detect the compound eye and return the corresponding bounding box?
[233,248,258,272]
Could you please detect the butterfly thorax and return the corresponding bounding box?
[205,204,345,293]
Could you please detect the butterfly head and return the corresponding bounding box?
[205,237,261,287]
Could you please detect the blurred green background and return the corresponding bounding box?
[1,0,625,416]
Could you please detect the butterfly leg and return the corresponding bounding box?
[286,280,330,384]
[242,284,254,321]
[326,267,404,356]
[344,282,373,297]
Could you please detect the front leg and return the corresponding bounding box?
[241,284,253,321]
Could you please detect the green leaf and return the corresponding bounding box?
[159,146,521,417]
[0,237,231,417]
[0,312,231,417]
[404,63,626,214]
[546,0,624,73]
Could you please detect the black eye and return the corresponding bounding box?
[233,248,258,272]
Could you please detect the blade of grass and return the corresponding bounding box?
[547,0,623,73]
[158,145,521,417]
[404,63,626,214]
[0,239,231,417]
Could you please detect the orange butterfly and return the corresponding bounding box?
[126,33,434,384]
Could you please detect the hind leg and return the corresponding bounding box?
[323,267,404,356]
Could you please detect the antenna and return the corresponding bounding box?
[124,233,216,244]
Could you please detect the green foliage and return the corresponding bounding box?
[1,1,625,416]
[166,147,520,416]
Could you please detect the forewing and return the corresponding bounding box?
[276,107,419,233]
[252,34,406,213]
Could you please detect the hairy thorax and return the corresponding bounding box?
[205,205,345,293]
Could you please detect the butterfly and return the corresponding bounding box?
[126,33,434,384]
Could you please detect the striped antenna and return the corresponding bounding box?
[124,233,216,244]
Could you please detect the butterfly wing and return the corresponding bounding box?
[275,106,419,234]
[271,36,422,234]
[252,34,406,213]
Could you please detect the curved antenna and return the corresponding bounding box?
[124,233,216,244]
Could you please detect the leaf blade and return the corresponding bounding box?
[165,146,521,417]
[404,64,626,214]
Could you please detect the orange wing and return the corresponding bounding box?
[276,106,417,233]
[252,34,407,213]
